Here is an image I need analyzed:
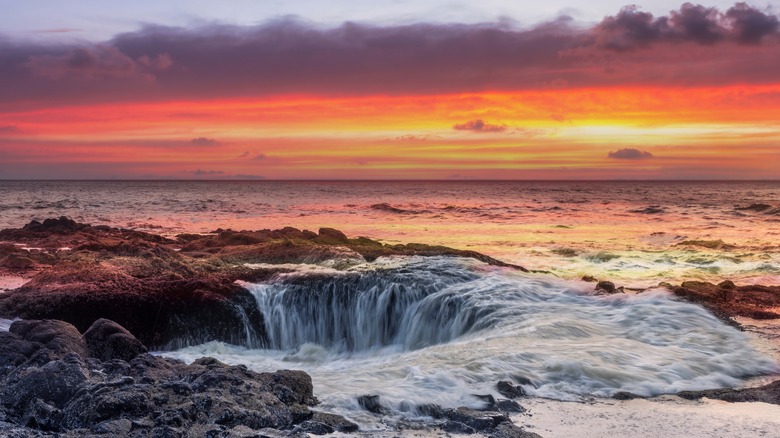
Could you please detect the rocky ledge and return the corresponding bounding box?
[0,318,542,437]
[0,318,334,437]
[0,217,525,349]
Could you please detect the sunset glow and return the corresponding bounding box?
[2,2,780,179]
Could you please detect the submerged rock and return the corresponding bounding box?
[357,394,389,415]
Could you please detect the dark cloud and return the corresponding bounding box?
[453,119,507,132]
[608,148,655,160]
[725,2,780,44]
[234,174,266,180]
[193,169,224,176]
[595,3,779,50]
[252,153,266,160]
[0,125,18,133]
[0,4,779,108]
[190,137,221,146]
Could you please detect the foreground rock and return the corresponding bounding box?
[0,319,331,437]
[0,217,525,349]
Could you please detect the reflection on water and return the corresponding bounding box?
[1,180,779,286]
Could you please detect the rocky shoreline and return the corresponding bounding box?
[0,317,541,437]
[1,217,780,436]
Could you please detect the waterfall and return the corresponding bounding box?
[247,259,499,352]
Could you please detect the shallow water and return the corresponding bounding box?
[2,180,780,286]
[164,257,779,424]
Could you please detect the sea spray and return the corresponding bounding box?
[166,257,779,418]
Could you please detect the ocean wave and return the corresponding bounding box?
[166,257,778,413]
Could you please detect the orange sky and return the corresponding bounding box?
[1,4,779,179]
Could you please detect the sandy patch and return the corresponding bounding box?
[517,396,780,438]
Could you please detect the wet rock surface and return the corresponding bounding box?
[0,218,526,349]
[669,280,780,320]
[676,379,780,405]
[0,319,325,437]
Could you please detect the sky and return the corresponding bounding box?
[1,1,780,179]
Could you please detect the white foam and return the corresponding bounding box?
[164,257,780,423]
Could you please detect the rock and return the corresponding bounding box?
[23,399,63,432]
[669,281,780,320]
[8,320,88,363]
[83,319,147,361]
[581,275,597,282]
[718,280,736,290]
[311,412,359,433]
[441,420,476,434]
[677,379,780,405]
[317,228,349,243]
[472,393,496,409]
[489,422,544,438]
[294,420,334,435]
[90,418,133,435]
[494,399,525,413]
[1,353,89,415]
[595,281,617,294]
[497,381,526,399]
[735,203,773,212]
[357,394,388,415]
[416,403,445,418]
[445,407,508,431]
[613,391,644,400]
[0,254,35,271]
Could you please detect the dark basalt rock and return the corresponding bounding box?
[310,412,359,433]
[82,318,147,362]
[358,394,389,415]
[489,422,544,438]
[444,407,509,431]
[612,391,645,400]
[677,379,780,405]
[442,420,477,434]
[497,381,527,399]
[0,319,325,437]
[9,320,88,364]
[294,420,334,435]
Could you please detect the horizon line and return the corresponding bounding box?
[2,179,780,183]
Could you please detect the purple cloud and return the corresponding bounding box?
[453,119,506,132]
[608,148,654,160]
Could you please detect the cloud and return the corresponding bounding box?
[0,125,18,133]
[193,169,224,176]
[608,148,655,160]
[595,3,779,50]
[252,153,266,160]
[725,2,780,44]
[190,137,221,146]
[453,119,507,132]
[234,174,266,180]
[32,28,82,34]
[1,4,779,108]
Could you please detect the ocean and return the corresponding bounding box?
[2,180,779,286]
[1,180,779,432]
